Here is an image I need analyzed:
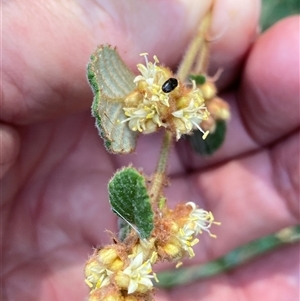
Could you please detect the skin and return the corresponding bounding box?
[1,0,299,300]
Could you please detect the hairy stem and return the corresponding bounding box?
[176,8,213,81]
[149,131,173,204]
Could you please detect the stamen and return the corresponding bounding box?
[153,55,159,64]
[176,261,183,268]
[140,52,149,65]
[191,80,197,90]
[202,131,209,140]
[191,120,205,134]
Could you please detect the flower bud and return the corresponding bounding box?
[85,257,100,279]
[200,81,217,100]
[98,247,124,271]
[200,116,216,133]
[206,97,230,120]
[99,248,118,265]
[115,271,130,290]
[161,237,182,258]
[142,120,158,134]
[124,91,143,107]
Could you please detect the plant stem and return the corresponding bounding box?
[149,131,173,204]
[157,225,300,288]
[176,8,212,81]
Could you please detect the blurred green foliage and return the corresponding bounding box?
[261,0,300,31]
[157,225,300,287]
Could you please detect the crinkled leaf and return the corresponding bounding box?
[108,167,154,239]
[87,45,138,154]
[189,120,226,156]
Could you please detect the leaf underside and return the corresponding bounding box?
[108,167,154,239]
[87,45,138,154]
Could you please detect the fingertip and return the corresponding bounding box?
[239,16,300,144]
[209,0,261,88]
[0,124,20,178]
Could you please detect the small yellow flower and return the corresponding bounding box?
[159,222,199,259]
[131,238,156,261]
[123,104,163,133]
[115,252,158,294]
[122,53,171,132]
[185,201,220,237]
[85,257,113,289]
[177,224,199,258]
[85,247,125,291]
[161,236,182,259]
[172,93,209,140]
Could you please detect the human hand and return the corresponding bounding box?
[2,1,299,300]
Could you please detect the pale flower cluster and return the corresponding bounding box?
[122,54,209,140]
[85,259,112,289]
[186,201,219,237]
[85,247,158,299]
[85,202,218,300]
[174,201,218,258]
[120,251,158,294]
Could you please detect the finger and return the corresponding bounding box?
[239,16,300,144]
[111,0,260,172]
[208,0,261,88]
[176,92,258,171]
[2,0,259,125]
[169,16,300,173]
[2,1,94,124]
[191,132,299,260]
[0,124,20,178]
[145,133,299,264]
[2,0,198,124]
[165,243,299,301]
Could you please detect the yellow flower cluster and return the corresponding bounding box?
[122,54,210,140]
[85,242,158,301]
[85,202,219,301]
[156,202,219,261]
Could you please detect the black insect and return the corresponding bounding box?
[162,78,178,93]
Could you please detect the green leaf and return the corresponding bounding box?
[189,120,226,156]
[87,45,138,154]
[189,74,206,85]
[108,167,154,239]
